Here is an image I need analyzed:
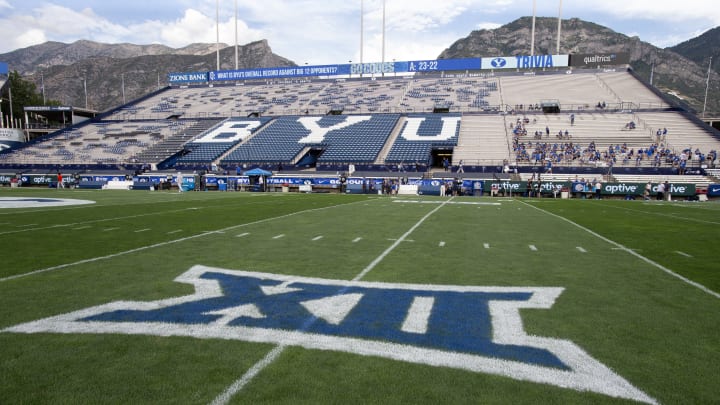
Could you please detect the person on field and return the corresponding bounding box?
[177,171,183,193]
[656,181,665,201]
[57,171,64,189]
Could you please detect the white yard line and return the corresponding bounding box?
[603,204,720,226]
[210,197,455,405]
[675,251,693,258]
[312,236,324,241]
[576,247,587,253]
[352,237,362,243]
[272,234,285,239]
[0,207,202,236]
[0,201,364,283]
[134,228,151,233]
[520,200,720,299]
[236,232,250,238]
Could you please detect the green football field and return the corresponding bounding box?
[1,188,718,404]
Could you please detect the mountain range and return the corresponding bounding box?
[0,17,717,115]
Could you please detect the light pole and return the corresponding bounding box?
[40,71,46,105]
[82,76,88,109]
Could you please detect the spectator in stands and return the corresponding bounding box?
[443,157,449,172]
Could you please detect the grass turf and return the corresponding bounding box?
[1,188,718,403]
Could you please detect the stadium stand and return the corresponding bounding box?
[1,68,719,180]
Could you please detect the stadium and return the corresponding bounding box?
[1,32,720,404]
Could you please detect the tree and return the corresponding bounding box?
[1,71,60,126]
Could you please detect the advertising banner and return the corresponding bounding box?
[480,55,569,70]
[167,72,209,84]
[707,184,720,197]
[569,53,630,68]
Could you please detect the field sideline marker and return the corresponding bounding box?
[521,200,720,299]
[209,197,455,404]
[0,199,369,283]
[0,207,200,236]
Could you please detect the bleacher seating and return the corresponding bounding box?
[2,69,719,174]
[385,114,461,163]
[221,114,400,165]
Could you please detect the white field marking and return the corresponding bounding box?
[209,344,287,405]
[387,239,414,242]
[439,241,446,247]
[392,200,501,206]
[484,243,490,249]
[520,200,720,299]
[529,245,538,251]
[16,223,38,227]
[167,230,183,235]
[0,198,95,209]
[0,207,201,236]
[211,197,456,405]
[272,234,285,240]
[73,226,91,230]
[236,232,250,238]
[103,227,120,232]
[312,236,323,241]
[352,237,362,243]
[134,229,151,233]
[401,296,435,334]
[603,204,720,226]
[675,251,693,258]
[0,199,369,283]
[576,247,587,253]
[7,266,656,405]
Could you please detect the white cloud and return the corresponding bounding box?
[476,22,503,31]
[0,0,717,65]
[579,0,720,23]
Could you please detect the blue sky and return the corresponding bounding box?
[0,0,717,65]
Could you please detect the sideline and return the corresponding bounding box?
[597,203,720,226]
[209,197,455,405]
[0,207,203,236]
[519,200,720,299]
[0,199,369,283]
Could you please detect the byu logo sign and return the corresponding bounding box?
[4,266,654,403]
